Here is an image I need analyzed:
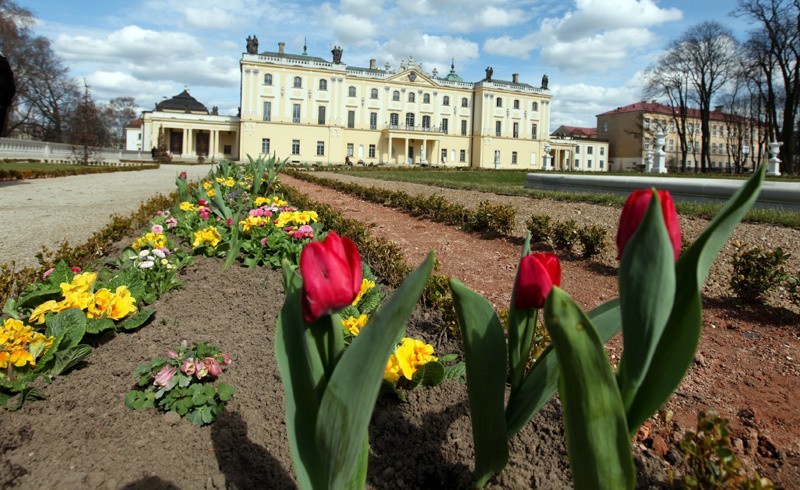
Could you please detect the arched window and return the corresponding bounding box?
[443,96,450,106]
[513,99,520,109]
[405,112,415,128]
[408,92,415,103]
[423,93,430,104]
[348,86,356,97]
[319,79,327,90]
[392,90,400,101]
[371,88,378,99]
[496,97,503,108]
[532,101,539,111]
[293,76,302,88]
[461,97,468,107]
[390,113,399,127]
[264,73,273,85]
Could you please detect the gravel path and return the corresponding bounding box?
[0,164,213,269]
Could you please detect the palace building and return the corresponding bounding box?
[237,37,553,169]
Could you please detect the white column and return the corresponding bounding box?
[768,141,782,176]
[653,129,667,173]
[404,138,409,164]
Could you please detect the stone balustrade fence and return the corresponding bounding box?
[0,138,153,164]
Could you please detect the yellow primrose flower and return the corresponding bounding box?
[203,181,213,190]
[179,201,196,212]
[59,290,94,311]
[341,314,368,336]
[274,211,294,228]
[384,354,402,383]
[239,216,269,233]
[295,210,319,225]
[29,299,61,324]
[193,226,222,249]
[106,286,137,320]
[207,188,216,197]
[272,196,287,206]
[394,338,437,381]
[87,288,114,319]
[133,232,167,251]
[60,272,97,296]
[0,318,54,369]
[352,279,375,306]
[215,177,224,183]
[254,197,270,207]
[224,177,235,187]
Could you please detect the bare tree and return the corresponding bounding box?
[67,81,109,164]
[666,22,740,172]
[101,97,138,148]
[735,0,800,174]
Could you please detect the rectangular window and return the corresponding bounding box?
[511,151,518,164]
[441,118,448,134]
[644,138,650,151]
[600,147,605,155]
[223,145,231,154]
[368,144,376,158]
[461,120,467,136]
[600,159,605,169]
[263,101,271,122]
[291,139,300,155]
[316,141,325,156]
[587,146,593,154]
[574,158,579,167]
[513,122,519,138]
[292,104,301,124]
[347,143,354,157]
[495,121,501,137]
[441,149,447,162]
[318,106,326,125]
[668,139,674,151]
[587,159,592,168]
[531,123,537,139]
[261,138,270,154]
[369,112,377,130]
[459,149,466,162]
[575,146,580,154]
[644,118,650,130]
[348,110,355,129]
[712,125,717,136]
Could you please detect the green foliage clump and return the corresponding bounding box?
[551,219,580,252]
[525,215,553,245]
[676,411,775,489]
[730,242,790,303]
[577,225,608,259]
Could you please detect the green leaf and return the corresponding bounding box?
[217,383,235,402]
[315,253,434,490]
[505,298,621,439]
[544,287,634,490]
[49,344,92,376]
[117,309,156,331]
[85,318,115,335]
[3,387,46,411]
[45,308,87,349]
[625,166,766,433]
[506,235,534,392]
[450,277,509,488]
[438,353,459,362]
[409,360,445,388]
[442,361,466,381]
[16,286,61,309]
[274,260,326,490]
[616,191,676,413]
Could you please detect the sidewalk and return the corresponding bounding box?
[0,164,213,269]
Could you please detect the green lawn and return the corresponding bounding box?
[335,168,800,228]
[0,161,114,172]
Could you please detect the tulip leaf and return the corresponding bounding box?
[617,191,676,413]
[506,235,533,392]
[544,287,634,490]
[450,277,509,488]
[274,260,325,490]
[625,166,766,432]
[315,252,435,490]
[505,298,621,439]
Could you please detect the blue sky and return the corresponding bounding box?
[21,0,751,129]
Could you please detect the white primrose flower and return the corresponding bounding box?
[153,249,166,259]
[139,260,155,269]
[139,250,151,259]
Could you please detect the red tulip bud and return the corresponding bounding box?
[514,252,561,309]
[300,232,363,323]
[179,171,187,179]
[616,189,681,261]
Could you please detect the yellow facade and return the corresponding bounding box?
[238,45,552,169]
[597,102,766,172]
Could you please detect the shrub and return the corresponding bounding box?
[730,241,790,303]
[785,272,800,307]
[525,215,553,245]
[551,219,580,252]
[467,201,516,236]
[578,225,608,259]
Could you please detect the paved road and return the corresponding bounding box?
[0,164,214,269]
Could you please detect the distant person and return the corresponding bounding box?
[0,53,15,137]
[345,155,352,166]
[151,146,157,159]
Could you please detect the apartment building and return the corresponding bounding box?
[596,101,766,172]
[549,125,610,172]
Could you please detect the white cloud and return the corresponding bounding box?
[341,0,385,17]
[483,34,539,59]
[541,28,657,72]
[183,7,238,30]
[55,26,201,64]
[557,0,682,42]
[549,74,647,127]
[379,34,479,67]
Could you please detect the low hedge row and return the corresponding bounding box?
[0,164,160,181]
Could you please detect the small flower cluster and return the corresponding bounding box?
[134,248,172,270]
[126,341,235,426]
[132,231,168,251]
[0,318,54,372]
[384,338,438,383]
[193,226,222,249]
[28,272,137,323]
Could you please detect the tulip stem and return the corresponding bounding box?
[509,308,538,393]
[314,312,346,381]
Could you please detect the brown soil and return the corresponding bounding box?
[1,172,797,488]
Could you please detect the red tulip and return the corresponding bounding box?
[514,252,561,309]
[300,232,363,323]
[616,189,681,261]
[178,171,187,179]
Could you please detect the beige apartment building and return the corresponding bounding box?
[596,101,766,172]
[549,125,610,172]
[238,38,553,169]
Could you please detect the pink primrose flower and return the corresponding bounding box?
[198,199,208,206]
[204,357,222,376]
[165,218,178,229]
[167,351,177,359]
[226,218,233,226]
[42,268,55,279]
[181,359,196,375]
[195,360,208,379]
[156,210,163,216]
[154,366,177,387]
[222,353,232,365]
[151,224,164,235]
[260,237,268,246]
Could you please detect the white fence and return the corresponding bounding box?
[0,138,153,163]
